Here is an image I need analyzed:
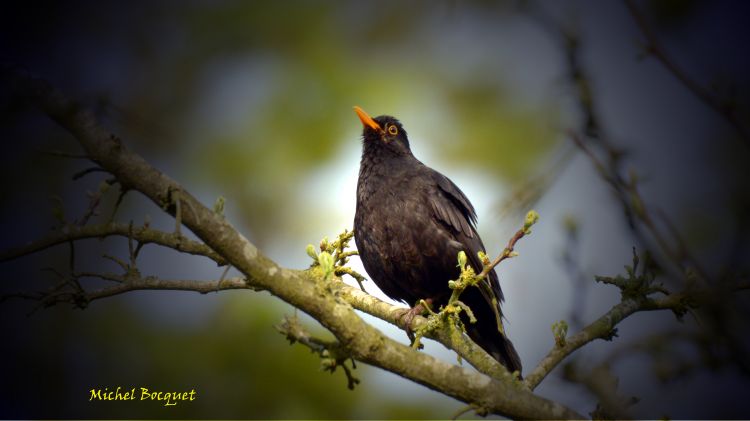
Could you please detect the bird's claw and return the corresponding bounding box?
[395,299,434,348]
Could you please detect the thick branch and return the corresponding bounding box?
[5,70,583,419]
[335,282,519,385]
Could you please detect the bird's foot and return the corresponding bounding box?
[395,298,434,348]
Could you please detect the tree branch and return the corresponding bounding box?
[0,222,226,265]
[85,276,249,300]
[334,281,520,385]
[3,69,583,419]
[623,0,750,149]
[276,314,360,390]
[524,274,748,391]
[525,296,648,390]
[3,275,250,308]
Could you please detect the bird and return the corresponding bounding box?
[352,106,522,375]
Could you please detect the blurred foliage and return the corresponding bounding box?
[3,293,452,418]
[439,78,557,179]
[4,0,558,248]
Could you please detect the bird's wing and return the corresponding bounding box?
[424,168,517,370]
[429,171,477,238]
[428,169,506,307]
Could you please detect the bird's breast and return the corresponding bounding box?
[354,172,462,303]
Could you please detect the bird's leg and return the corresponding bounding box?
[395,298,434,347]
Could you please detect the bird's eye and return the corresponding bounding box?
[387,125,398,136]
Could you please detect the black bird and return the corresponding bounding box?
[353,106,522,374]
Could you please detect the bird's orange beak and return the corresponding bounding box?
[354,106,382,132]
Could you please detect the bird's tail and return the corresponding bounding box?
[461,290,523,377]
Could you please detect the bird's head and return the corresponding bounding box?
[354,106,411,156]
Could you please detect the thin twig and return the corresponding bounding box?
[0,222,226,265]
[35,148,89,159]
[334,266,367,293]
[173,189,183,237]
[451,403,487,420]
[478,228,526,280]
[108,187,130,223]
[72,166,108,180]
[217,264,233,292]
[276,314,360,390]
[568,130,710,285]
[2,275,251,307]
[102,253,129,272]
[67,241,84,293]
[524,281,750,390]
[624,0,750,149]
[76,180,114,226]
